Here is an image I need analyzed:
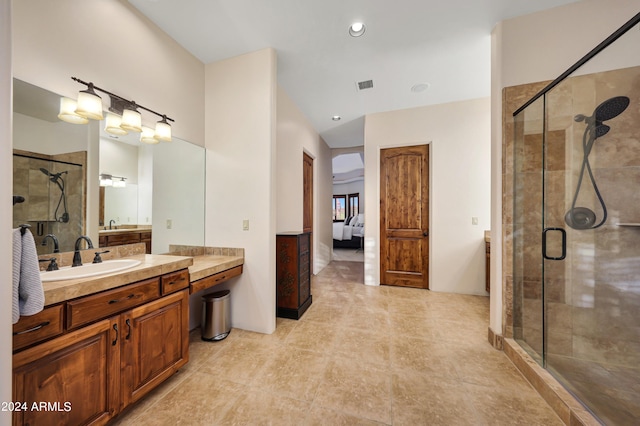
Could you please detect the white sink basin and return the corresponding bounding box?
[40,259,142,282]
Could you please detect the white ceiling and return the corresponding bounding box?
[128,0,580,148]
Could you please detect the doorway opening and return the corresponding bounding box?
[331,148,364,272]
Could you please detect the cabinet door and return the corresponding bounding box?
[12,317,120,426]
[121,290,189,408]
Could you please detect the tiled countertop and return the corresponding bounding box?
[43,254,193,305]
[188,255,245,283]
[98,227,151,235]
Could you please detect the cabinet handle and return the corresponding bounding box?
[108,294,135,304]
[125,319,131,340]
[13,321,50,335]
[112,324,118,346]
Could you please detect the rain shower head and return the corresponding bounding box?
[573,96,630,127]
[594,96,630,123]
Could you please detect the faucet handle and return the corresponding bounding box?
[93,250,110,264]
[39,258,59,271]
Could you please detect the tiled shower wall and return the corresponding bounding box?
[505,66,640,366]
[13,150,86,254]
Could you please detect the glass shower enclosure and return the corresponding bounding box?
[512,13,640,425]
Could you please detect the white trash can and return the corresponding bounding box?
[201,290,231,341]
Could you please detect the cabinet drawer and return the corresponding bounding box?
[67,278,160,329]
[161,269,190,295]
[13,304,64,352]
[190,265,243,294]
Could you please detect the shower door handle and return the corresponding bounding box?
[542,227,566,260]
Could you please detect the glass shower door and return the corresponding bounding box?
[543,67,640,424]
[513,96,545,364]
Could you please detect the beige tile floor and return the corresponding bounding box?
[114,261,562,425]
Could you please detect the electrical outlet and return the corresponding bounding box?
[243,219,249,231]
[472,217,478,225]
[166,219,172,229]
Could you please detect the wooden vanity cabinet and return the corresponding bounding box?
[11,270,189,426]
[121,290,189,407]
[12,303,64,352]
[99,230,152,254]
[13,317,120,426]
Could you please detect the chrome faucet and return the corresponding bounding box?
[72,236,94,267]
[109,219,116,230]
[41,234,60,253]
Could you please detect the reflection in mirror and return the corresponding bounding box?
[12,78,206,256]
[99,126,205,254]
[12,79,88,254]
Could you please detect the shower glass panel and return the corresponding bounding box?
[513,97,545,364]
[513,15,640,425]
[13,154,85,255]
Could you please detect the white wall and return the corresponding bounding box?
[364,97,491,295]
[276,86,333,274]
[1,0,12,422]
[100,138,140,226]
[14,113,90,155]
[204,49,277,334]
[99,138,139,184]
[12,0,204,146]
[490,0,640,334]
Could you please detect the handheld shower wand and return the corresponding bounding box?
[40,168,70,223]
[565,96,630,230]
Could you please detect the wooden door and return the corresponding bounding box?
[13,317,120,426]
[303,152,313,270]
[121,290,189,408]
[380,144,429,289]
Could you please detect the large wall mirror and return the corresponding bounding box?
[13,78,205,255]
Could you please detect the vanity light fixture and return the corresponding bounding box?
[349,22,366,37]
[332,115,342,121]
[58,97,89,124]
[155,115,172,142]
[104,113,128,136]
[99,173,127,188]
[74,83,104,120]
[99,174,113,187]
[66,77,174,142]
[140,126,159,144]
[112,177,127,188]
[120,104,142,132]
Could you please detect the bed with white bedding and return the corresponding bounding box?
[333,214,363,248]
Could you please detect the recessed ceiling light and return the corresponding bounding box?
[411,83,431,93]
[349,22,366,37]
[332,115,341,121]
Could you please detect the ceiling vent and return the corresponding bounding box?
[356,80,374,91]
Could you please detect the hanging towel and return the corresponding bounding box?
[12,228,45,324]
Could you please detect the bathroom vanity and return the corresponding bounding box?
[12,251,192,425]
[99,227,152,254]
[11,242,245,425]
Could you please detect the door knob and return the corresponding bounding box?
[423,231,429,237]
